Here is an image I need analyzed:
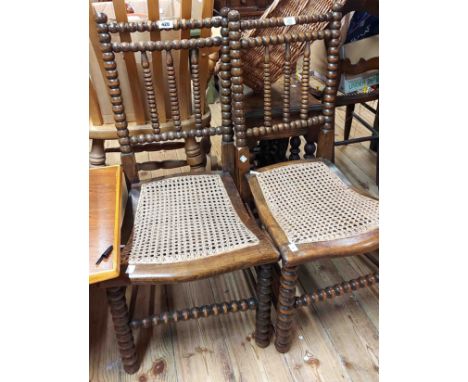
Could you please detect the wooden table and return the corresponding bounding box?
[89,165,126,284]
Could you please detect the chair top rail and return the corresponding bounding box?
[97,15,224,34]
[239,12,335,31]
[238,0,345,31]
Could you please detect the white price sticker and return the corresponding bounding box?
[283,16,296,26]
[157,20,174,29]
[240,155,248,163]
[126,265,135,274]
[288,243,298,252]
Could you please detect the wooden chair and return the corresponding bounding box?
[89,0,218,169]
[94,10,279,374]
[226,3,379,353]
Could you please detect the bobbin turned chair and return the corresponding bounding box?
[225,3,379,353]
[95,11,278,374]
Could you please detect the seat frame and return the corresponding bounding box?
[247,159,379,266]
[121,171,278,284]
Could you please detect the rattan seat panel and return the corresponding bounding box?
[254,162,379,245]
[129,175,259,264]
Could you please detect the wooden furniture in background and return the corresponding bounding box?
[311,59,379,152]
[226,3,380,353]
[89,77,103,127]
[89,165,126,284]
[94,10,278,373]
[89,0,218,167]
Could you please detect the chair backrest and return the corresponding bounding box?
[95,10,231,183]
[225,2,345,192]
[89,0,216,126]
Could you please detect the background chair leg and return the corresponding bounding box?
[89,139,106,166]
[255,264,274,348]
[106,287,139,374]
[274,265,298,353]
[344,104,355,140]
[185,137,206,172]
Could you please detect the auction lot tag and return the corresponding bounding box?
[157,20,174,29]
[126,265,135,274]
[288,243,298,252]
[283,16,296,26]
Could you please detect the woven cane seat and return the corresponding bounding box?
[121,173,278,282]
[130,174,259,264]
[248,160,379,264]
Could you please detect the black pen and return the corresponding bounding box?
[96,245,113,265]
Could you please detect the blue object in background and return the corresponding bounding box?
[345,12,379,44]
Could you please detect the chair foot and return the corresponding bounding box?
[89,139,106,166]
[106,287,139,374]
[274,265,298,353]
[255,264,274,348]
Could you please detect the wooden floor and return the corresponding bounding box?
[90,102,379,382]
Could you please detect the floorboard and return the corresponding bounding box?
[90,100,379,382]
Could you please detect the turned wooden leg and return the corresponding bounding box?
[344,104,355,140]
[274,265,298,353]
[89,139,106,166]
[106,287,139,374]
[185,137,206,172]
[255,264,273,348]
[289,136,301,160]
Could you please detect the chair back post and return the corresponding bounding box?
[220,7,236,176]
[316,2,343,161]
[96,12,139,183]
[228,9,252,199]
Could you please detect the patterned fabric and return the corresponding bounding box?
[129,175,259,264]
[255,162,379,244]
